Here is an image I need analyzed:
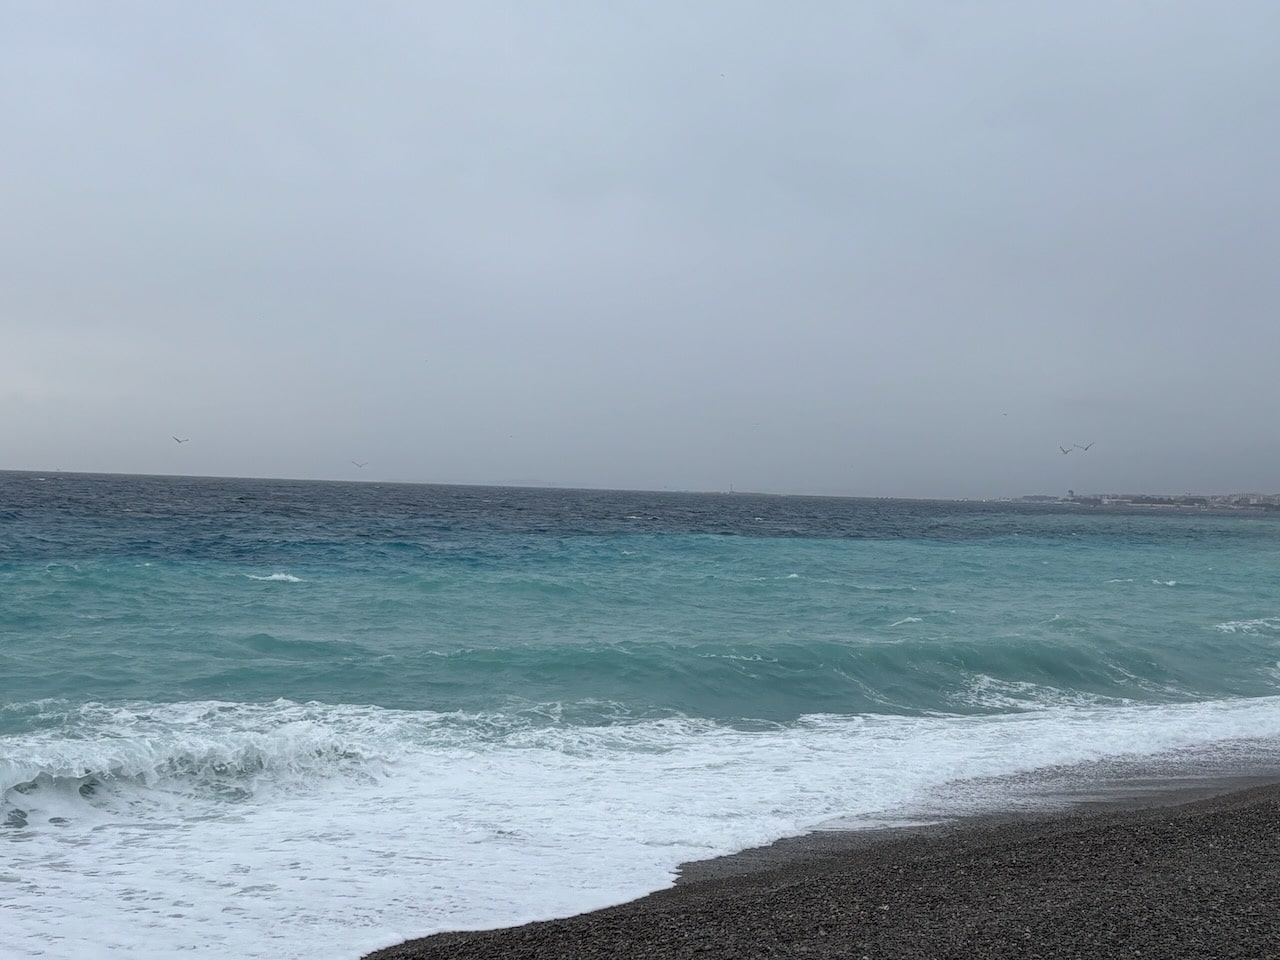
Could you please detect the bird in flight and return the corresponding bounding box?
[1059,445,1072,455]
[351,460,368,468]
[173,436,189,444]
[1074,442,1095,451]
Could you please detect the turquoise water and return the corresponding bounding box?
[4,472,1280,958]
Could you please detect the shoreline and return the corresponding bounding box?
[364,775,1280,959]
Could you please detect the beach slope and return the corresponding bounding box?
[364,782,1280,959]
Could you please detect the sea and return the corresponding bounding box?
[4,471,1280,959]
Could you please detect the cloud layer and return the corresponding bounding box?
[4,2,1278,497]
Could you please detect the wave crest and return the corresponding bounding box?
[1,700,391,801]
[1215,617,1280,635]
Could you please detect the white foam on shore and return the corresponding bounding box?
[5,696,1280,959]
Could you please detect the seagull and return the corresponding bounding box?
[1059,446,1072,455]
[172,436,189,443]
[351,460,368,468]
[1074,442,1095,451]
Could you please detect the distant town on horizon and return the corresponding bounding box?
[1014,491,1280,511]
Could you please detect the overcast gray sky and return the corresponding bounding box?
[3,1,1278,498]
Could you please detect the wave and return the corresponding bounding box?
[0,700,391,800]
[349,625,1280,720]
[8,609,1280,728]
[9,693,1280,803]
[1215,617,1280,634]
[953,674,1129,711]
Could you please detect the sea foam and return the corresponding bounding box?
[6,695,1280,960]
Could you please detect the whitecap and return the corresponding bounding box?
[246,573,304,583]
[952,674,1121,711]
[1214,617,1280,635]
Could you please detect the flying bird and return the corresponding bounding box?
[172,436,189,443]
[351,460,368,468]
[1075,442,1095,451]
[1059,446,1072,455]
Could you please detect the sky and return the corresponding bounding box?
[3,1,1278,499]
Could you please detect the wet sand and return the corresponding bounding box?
[364,779,1280,959]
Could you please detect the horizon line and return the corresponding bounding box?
[1,467,1275,503]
